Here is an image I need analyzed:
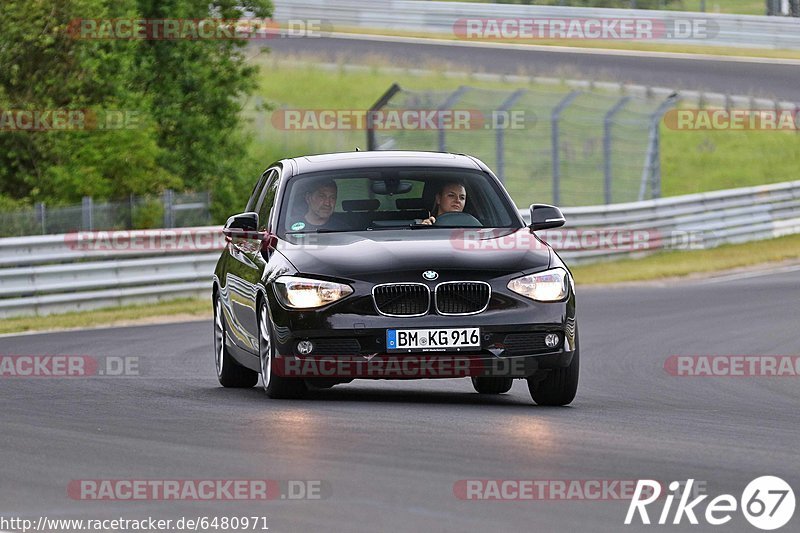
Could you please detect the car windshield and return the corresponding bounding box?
[277,167,522,236]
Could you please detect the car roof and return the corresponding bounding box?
[287,151,485,175]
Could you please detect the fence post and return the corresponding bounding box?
[366,83,402,151]
[437,86,471,153]
[639,95,679,201]
[603,96,631,205]
[35,202,46,234]
[551,91,581,206]
[82,196,93,231]
[767,0,777,15]
[128,194,135,229]
[495,89,526,185]
[163,189,174,229]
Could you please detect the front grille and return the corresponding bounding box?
[373,283,430,316]
[435,282,491,315]
[503,332,559,355]
[299,338,362,356]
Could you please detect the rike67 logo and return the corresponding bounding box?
[626,477,795,530]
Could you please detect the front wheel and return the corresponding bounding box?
[471,376,513,394]
[214,296,258,388]
[259,302,307,399]
[527,348,579,406]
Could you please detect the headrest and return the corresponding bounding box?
[395,198,427,210]
[342,199,380,212]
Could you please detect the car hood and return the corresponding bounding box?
[276,228,551,282]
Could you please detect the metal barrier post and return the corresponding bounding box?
[551,91,581,205]
[437,86,471,153]
[82,196,93,231]
[639,95,679,201]
[36,203,46,235]
[495,89,526,185]
[603,96,631,205]
[163,189,174,229]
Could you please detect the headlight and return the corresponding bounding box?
[507,268,569,302]
[274,276,353,309]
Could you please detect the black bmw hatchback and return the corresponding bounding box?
[213,151,579,405]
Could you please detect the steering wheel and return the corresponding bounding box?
[433,211,483,228]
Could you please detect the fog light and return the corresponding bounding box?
[297,340,314,355]
[545,333,560,348]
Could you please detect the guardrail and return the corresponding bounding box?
[272,0,800,50]
[1,180,799,317]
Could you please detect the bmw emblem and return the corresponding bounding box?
[422,270,439,281]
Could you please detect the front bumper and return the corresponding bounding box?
[264,277,577,379]
[273,349,575,380]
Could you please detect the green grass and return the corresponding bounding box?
[661,128,800,196]
[0,298,209,335]
[571,233,800,284]
[329,26,800,60]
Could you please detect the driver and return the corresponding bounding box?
[420,181,467,225]
[289,179,346,231]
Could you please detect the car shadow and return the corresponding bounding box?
[203,381,574,409]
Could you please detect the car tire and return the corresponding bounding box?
[259,301,307,399]
[527,347,579,406]
[471,376,513,394]
[214,296,258,388]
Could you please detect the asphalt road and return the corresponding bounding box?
[265,35,800,101]
[1,269,798,532]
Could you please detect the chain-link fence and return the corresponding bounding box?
[0,191,211,238]
[367,84,677,207]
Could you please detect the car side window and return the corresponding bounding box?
[255,169,280,232]
[245,170,270,212]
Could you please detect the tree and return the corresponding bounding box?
[0,0,272,222]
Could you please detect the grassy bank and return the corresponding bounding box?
[571,233,800,284]
[0,298,210,336]
[327,27,800,61]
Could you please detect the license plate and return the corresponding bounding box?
[386,328,481,352]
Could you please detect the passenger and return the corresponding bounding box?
[420,181,467,225]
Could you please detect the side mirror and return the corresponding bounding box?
[529,204,566,231]
[224,212,259,233]
[223,212,267,252]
